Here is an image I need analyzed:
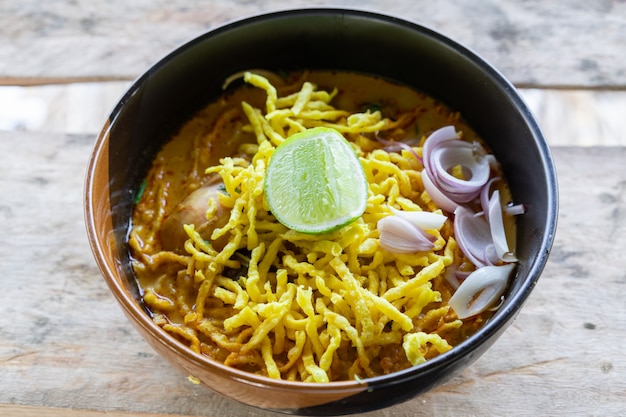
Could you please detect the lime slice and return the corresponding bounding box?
[265,127,368,234]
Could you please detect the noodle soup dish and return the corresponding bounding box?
[130,70,521,382]
[85,8,557,416]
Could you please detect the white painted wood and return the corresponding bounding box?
[0,0,624,88]
[1,1,625,414]
[0,130,624,416]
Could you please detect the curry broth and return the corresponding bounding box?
[136,71,492,220]
[129,70,513,381]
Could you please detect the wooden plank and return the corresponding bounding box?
[1,0,625,89]
[0,130,625,416]
[0,404,177,417]
[5,81,626,148]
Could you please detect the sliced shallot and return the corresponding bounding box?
[449,263,515,319]
[415,126,524,321]
[375,134,421,162]
[422,170,459,213]
[480,177,501,221]
[430,142,490,198]
[453,206,496,267]
[378,215,436,254]
[389,207,447,230]
[422,126,493,210]
[487,190,517,263]
[505,203,526,216]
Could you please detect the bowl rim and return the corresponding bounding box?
[85,6,559,392]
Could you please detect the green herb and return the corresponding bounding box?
[364,103,382,113]
[134,180,147,204]
[234,251,251,268]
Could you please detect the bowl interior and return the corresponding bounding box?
[86,7,558,415]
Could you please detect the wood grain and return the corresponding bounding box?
[0,404,176,417]
[3,1,625,415]
[1,0,625,88]
[1,129,625,416]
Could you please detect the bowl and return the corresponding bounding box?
[84,8,558,416]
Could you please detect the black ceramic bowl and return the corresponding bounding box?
[85,8,558,416]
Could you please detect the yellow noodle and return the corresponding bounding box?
[129,71,496,382]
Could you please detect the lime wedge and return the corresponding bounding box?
[265,127,368,234]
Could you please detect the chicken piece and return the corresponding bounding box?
[160,183,230,253]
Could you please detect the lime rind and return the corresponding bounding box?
[264,127,368,234]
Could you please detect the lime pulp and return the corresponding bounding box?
[264,127,368,234]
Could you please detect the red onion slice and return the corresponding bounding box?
[444,267,461,290]
[422,126,492,209]
[488,190,517,263]
[376,134,421,162]
[378,215,436,254]
[482,243,501,266]
[422,125,459,171]
[390,207,447,230]
[448,263,515,319]
[505,203,526,216]
[453,206,493,268]
[422,170,459,213]
[480,177,501,221]
[418,126,524,320]
[430,143,490,197]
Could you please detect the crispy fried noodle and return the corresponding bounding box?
[129,71,493,382]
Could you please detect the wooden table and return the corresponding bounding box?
[2,1,625,416]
